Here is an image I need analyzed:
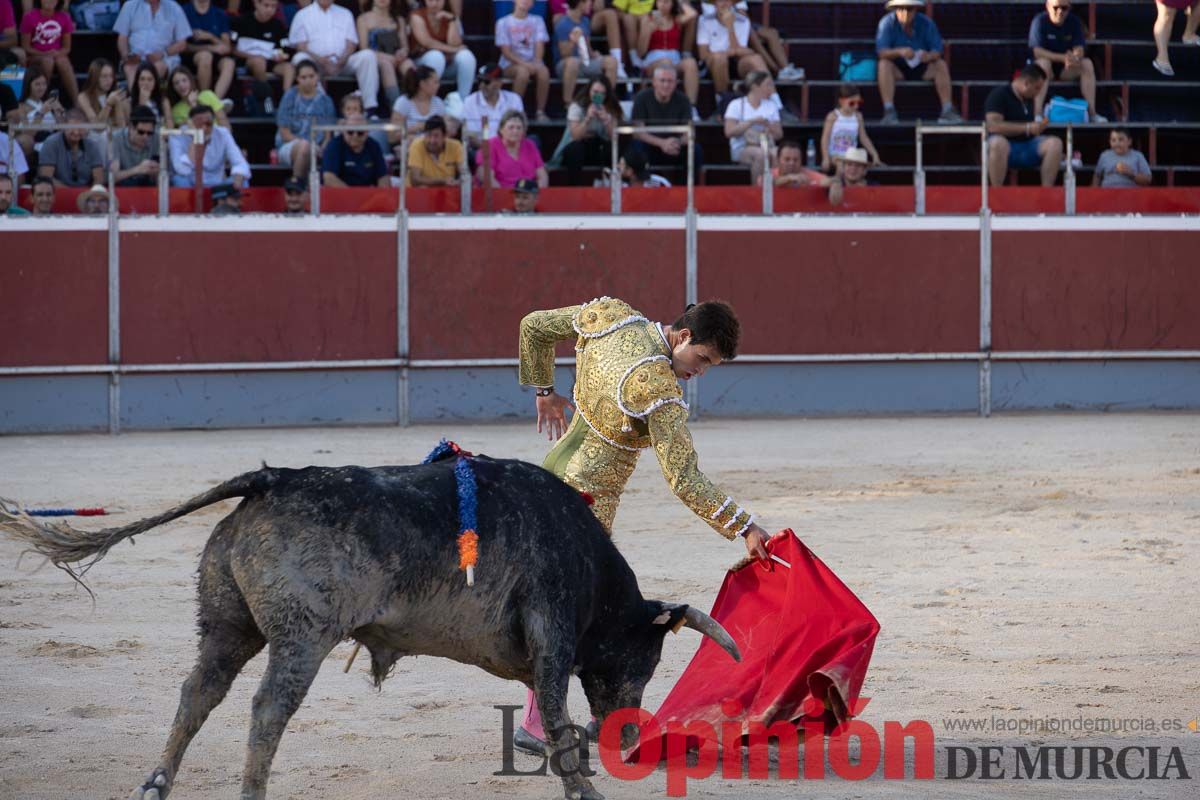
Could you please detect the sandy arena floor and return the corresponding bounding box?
[1,415,1198,799]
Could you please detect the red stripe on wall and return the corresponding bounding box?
[992,231,1200,350]
[119,232,397,363]
[0,232,108,366]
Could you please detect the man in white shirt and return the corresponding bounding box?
[0,131,30,183]
[113,0,194,87]
[168,105,251,188]
[288,0,381,114]
[696,0,768,95]
[462,62,526,149]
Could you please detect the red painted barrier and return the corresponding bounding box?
[119,232,397,363]
[992,231,1200,351]
[697,230,981,354]
[0,232,108,366]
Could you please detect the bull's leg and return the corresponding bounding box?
[129,627,265,800]
[238,638,333,800]
[534,658,602,800]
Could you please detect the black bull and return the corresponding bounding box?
[0,456,740,800]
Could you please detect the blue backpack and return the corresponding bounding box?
[1046,96,1089,123]
[839,52,877,82]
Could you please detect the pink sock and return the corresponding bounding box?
[521,689,545,739]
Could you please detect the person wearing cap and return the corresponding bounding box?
[462,62,526,150]
[827,146,871,206]
[210,182,242,215]
[406,115,464,186]
[511,177,538,213]
[76,184,114,215]
[875,0,962,125]
[283,176,308,214]
[168,104,252,188]
[1027,0,1105,122]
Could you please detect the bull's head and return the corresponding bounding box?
[578,601,740,751]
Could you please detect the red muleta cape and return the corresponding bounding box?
[631,529,880,759]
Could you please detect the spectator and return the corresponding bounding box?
[77,59,129,131]
[19,0,78,106]
[462,62,525,150]
[0,0,24,71]
[38,108,105,187]
[7,65,63,159]
[760,138,827,187]
[209,181,241,214]
[984,63,1063,187]
[30,174,55,213]
[0,126,30,182]
[615,146,671,186]
[321,111,390,186]
[410,0,477,100]
[701,0,803,81]
[358,0,414,110]
[1028,0,1104,121]
[475,108,548,188]
[339,90,389,153]
[110,106,161,186]
[232,0,295,94]
[0,172,30,214]
[827,146,871,206]
[113,0,193,88]
[1092,127,1152,188]
[556,75,621,185]
[638,0,699,105]
[289,0,381,115]
[276,60,337,180]
[496,0,551,121]
[550,0,627,80]
[168,104,251,187]
[76,183,113,214]
[820,82,881,172]
[166,65,228,127]
[406,114,463,186]
[554,0,618,110]
[124,61,173,126]
[630,64,701,173]
[612,0,654,73]
[283,175,308,213]
[1153,0,1200,77]
[182,0,235,100]
[390,64,447,142]
[874,0,962,124]
[697,0,768,97]
[511,176,539,212]
[723,69,781,183]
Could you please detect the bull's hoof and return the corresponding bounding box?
[128,768,170,800]
[585,719,599,742]
[564,786,604,800]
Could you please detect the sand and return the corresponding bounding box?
[1,414,1198,799]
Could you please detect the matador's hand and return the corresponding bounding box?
[742,524,770,561]
[535,391,574,441]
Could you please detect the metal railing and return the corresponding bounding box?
[11,122,114,215]
[608,124,695,214]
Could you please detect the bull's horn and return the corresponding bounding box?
[682,607,741,663]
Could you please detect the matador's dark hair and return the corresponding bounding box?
[673,301,740,361]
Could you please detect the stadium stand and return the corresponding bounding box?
[2,0,1198,207]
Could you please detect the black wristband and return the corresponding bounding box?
[535,387,554,397]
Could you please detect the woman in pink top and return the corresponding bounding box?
[19,0,78,105]
[475,109,549,188]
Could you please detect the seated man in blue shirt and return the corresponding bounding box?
[182,0,236,101]
[1027,0,1105,122]
[875,0,961,124]
[321,112,391,187]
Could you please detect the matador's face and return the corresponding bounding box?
[670,331,723,381]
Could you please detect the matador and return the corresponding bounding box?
[513,296,770,752]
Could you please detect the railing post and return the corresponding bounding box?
[760,132,773,214]
[610,132,620,214]
[1065,125,1076,215]
[981,126,989,213]
[192,128,205,214]
[106,126,120,434]
[685,122,698,415]
[309,126,319,216]
[978,206,992,418]
[459,137,471,214]
[157,128,169,216]
[915,121,925,215]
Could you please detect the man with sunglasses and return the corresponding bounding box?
[1028,0,1104,122]
[111,107,161,187]
[320,111,390,187]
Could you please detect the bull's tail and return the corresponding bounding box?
[0,468,278,590]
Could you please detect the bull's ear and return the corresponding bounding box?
[647,601,689,633]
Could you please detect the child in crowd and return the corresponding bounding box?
[1092,127,1152,188]
[819,83,881,173]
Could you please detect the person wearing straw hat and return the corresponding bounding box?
[828,146,871,205]
[875,0,962,125]
[75,183,114,214]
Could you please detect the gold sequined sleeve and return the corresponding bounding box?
[646,402,754,541]
[518,305,581,387]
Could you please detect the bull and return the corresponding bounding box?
[0,454,740,800]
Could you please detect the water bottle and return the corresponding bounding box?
[806,139,817,168]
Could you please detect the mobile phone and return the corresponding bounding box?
[48,89,59,101]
